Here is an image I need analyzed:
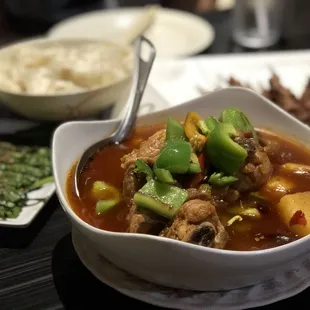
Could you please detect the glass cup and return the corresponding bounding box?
[232,0,284,49]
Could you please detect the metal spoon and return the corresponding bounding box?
[74,36,156,198]
[119,5,160,45]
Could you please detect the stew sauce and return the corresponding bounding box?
[67,125,310,251]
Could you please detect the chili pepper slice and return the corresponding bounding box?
[184,112,207,152]
[289,210,307,226]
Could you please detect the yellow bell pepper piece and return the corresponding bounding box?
[184,112,207,152]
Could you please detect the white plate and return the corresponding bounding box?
[47,7,215,57]
[72,227,310,310]
[0,182,55,227]
[216,0,235,11]
[149,50,310,106]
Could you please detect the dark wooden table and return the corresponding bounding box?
[1,8,310,310]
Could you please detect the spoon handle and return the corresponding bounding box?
[120,5,159,45]
[115,36,156,142]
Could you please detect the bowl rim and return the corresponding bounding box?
[47,7,216,58]
[0,37,133,98]
[52,87,310,257]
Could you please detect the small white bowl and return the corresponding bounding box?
[52,88,310,291]
[0,37,133,121]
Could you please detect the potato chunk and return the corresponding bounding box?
[281,163,310,176]
[266,176,295,194]
[277,192,310,237]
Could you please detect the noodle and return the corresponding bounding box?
[0,42,133,95]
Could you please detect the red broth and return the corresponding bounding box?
[66,125,310,251]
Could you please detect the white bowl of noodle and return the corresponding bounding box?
[0,37,133,121]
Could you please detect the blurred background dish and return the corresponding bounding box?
[47,7,215,57]
[232,0,283,49]
[150,50,310,106]
[118,0,235,12]
[0,37,133,95]
[0,140,55,227]
[0,37,134,121]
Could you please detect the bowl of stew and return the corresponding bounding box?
[53,87,310,291]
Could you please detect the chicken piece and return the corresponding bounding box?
[128,204,167,235]
[122,165,144,223]
[122,165,167,235]
[121,129,166,170]
[211,186,240,208]
[228,76,249,88]
[121,130,168,234]
[259,137,280,157]
[233,136,273,192]
[300,78,310,109]
[186,185,212,201]
[160,199,228,249]
[197,0,217,11]
[260,88,273,100]
[189,133,206,153]
[228,77,274,101]
[293,108,310,123]
[269,72,300,113]
[122,165,145,200]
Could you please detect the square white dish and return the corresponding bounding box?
[0,182,55,228]
[150,49,310,107]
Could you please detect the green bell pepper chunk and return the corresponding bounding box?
[133,179,188,219]
[166,117,186,141]
[187,163,201,174]
[205,116,218,133]
[197,116,217,136]
[154,168,174,184]
[186,153,202,174]
[190,152,199,163]
[208,172,238,187]
[92,180,109,192]
[197,120,209,135]
[219,108,257,139]
[96,200,119,215]
[205,123,248,175]
[134,159,154,181]
[155,139,191,174]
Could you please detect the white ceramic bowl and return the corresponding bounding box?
[0,37,133,121]
[52,88,310,291]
